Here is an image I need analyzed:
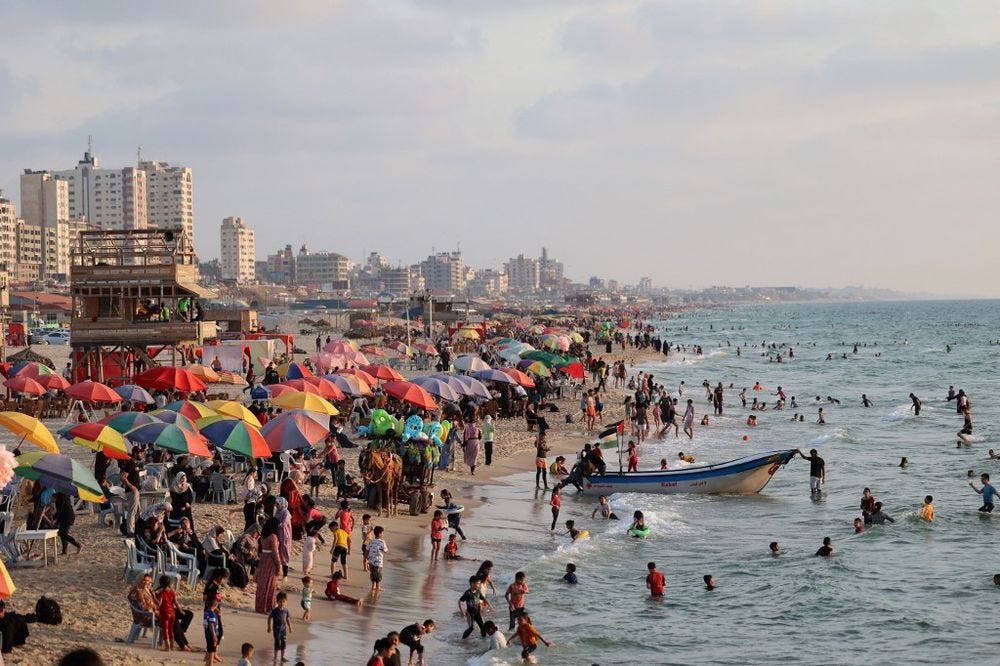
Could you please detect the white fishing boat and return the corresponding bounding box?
[581,449,798,495]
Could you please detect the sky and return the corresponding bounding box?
[2,0,1000,296]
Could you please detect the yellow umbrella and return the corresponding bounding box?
[0,558,15,599]
[204,400,263,428]
[569,332,584,343]
[271,392,340,416]
[185,363,220,383]
[455,328,480,340]
[0,412,59,453]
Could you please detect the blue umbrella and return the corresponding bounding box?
[250,385,271,400]
[114,384,154,404]
[409,376,462,402]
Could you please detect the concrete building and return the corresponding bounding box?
[419,252,465,293]
[219,216,256,284]
[539,246,564,292]
[0,196,43,283]
[140,161,194,238]
[296,246,349,290]
[468,269,508,298]
[381,266,412,297]
[504,254,541,293]
[53,151,148,231]
[265,245,296,284]
[20,170,69,229]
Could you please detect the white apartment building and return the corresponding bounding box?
[53,151,148,231]
[140,160,194,238]
[419,252,466,293]
[220,216,256,284]
[20,171,68,228]
[505,254,541,293]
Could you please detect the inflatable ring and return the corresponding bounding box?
[573,530,590,541]
[628,526,651,539]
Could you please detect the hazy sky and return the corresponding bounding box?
[2,1,999,295]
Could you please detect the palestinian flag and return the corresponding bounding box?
[596,420,625,448]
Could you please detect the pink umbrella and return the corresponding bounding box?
[65,380,123,403]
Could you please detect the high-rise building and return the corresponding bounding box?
[539,246,564,292]
[52,151,148,231]
[505,254,541,293]
[0,197,44,284]
[19,170,68,229]
[419,252,465,293]
[140,161,194,238]
[219,216,256,284]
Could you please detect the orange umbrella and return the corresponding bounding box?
[362,364,404,382]
[299,376,346,401]
[4,376,46,396]
[500,368,536,388]
[185,363,220,383]
[66,380,123,403]
[37,374,71,391]
[338,367,378,386]
[278,379,326,397]
[382,380,437,411]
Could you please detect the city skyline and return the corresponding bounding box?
[2,2,999,296]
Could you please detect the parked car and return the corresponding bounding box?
[28,329,50,345]
[41,331,71,345]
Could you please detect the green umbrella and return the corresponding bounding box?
[14,451,105,503]
[197,416,271,459]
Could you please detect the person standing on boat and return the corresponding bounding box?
[797,449,825,495]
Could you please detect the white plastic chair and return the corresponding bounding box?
[166,542,198,589]
[209,476,235,504]
[126,598,161,647]
[154,548,182,589]
[123,538,153,583]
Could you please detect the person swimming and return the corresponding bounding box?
[591,495,619,521]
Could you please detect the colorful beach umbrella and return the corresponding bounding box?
[63,423,130,460]
[271,391,340,416]
[500,368,535,388]
[14,451,104,503]
[249,385,271,400]
[453,355,490,372]
[66,380,123,403]
[125,422,211,457]
[150,409,200,433]
[0,412,59,453]
[523,361,551,378]
[453,327,481,340]
[472,369,517,385]
[99,411,162,434]
[323,374,372,398]
[409,376,462,402]
[215,370,247,386]
[162,400,217,421]
[299,376,346,401]
[268,382,319,398]
[261,410,330,452]
[4,376,46,396]
[205,400,263,428]
[382,380,437,411]
[452,375,493,400]
[282,362,313,380]
[9,362,54,380]
[198,416,270,458]
[342,351,370,366]
[338,367,378,386]
[133,366,207,393]
[414,343,438,356]
[113,384,155,404]
[323,340,358,354]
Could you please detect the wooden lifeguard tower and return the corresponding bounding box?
[69,227,217,383]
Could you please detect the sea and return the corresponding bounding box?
[309,300,1000,666]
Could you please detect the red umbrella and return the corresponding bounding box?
[66,380,123,403]
[4,376,46,396]
[37,375,71,391]
[275,380,324,397]
[500,368,536,388]
[362,364,404,382]
[133,367,207,393]
[382,380,437,411]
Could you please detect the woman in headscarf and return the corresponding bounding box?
[274,496,293,579]
[125,573,157,644]
[168,472,195,533]
[254,517,281,613]
[279,476,305,541]
[463,416,482,475]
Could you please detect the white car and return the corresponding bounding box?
[42,331,71,345]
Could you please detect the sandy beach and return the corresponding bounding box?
[0,335,663,665]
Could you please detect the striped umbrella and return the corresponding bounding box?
[184,363,220,383]
[14,451,105,503]
[0,412,59,453]
[162,400,217,421]
[9,362,54,379]
[125,422,211,458]
[61,422,130,460]
[284,362,313,380]
[99,411,162,434]
[66,380,123,403]
[261,410,330,452]
[323,374,372,398]
[215,370,247,386]
[113,384,155,404]
[205,400,263,428]
[271,391,340,416]
[4,376,46,396]
[198,416,270,458]
[150,409,200,433]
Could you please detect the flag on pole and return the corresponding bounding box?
[596,420,625,448]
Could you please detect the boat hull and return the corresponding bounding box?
[582,449,797,495]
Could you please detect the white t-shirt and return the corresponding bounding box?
[367,537,388,567]
[488,631,508,650]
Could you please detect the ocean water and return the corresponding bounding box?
[317,301,1000,665]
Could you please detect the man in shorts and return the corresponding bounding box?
[399,619,435,666]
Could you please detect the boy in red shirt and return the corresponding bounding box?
[646,561,665,597]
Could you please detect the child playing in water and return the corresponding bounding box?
[360,514,372,572]
[921,495,935,522]
[266,592,292,664]
[854,518,864,534]
[565,520,584,541]
[484,621,508,651]
[444,533,463,560]
[300,576,313,621]
[324,571,362,608]
[562,563,578,584]
[430,510,445,561]
[510,614,552,664]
